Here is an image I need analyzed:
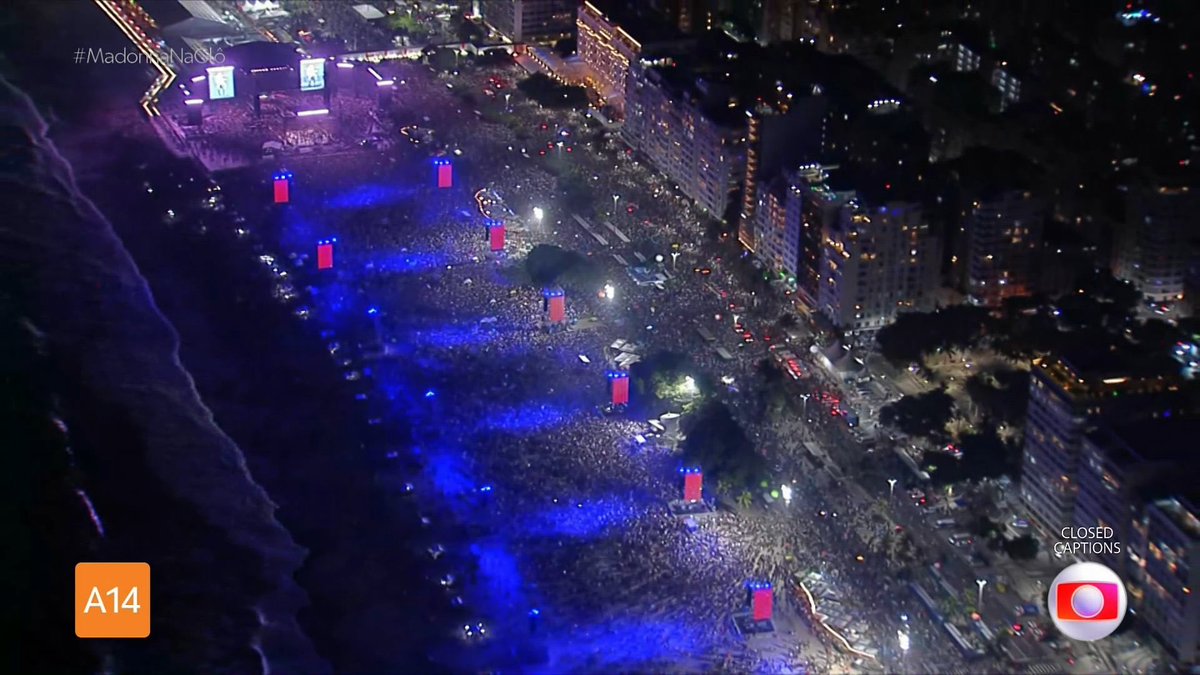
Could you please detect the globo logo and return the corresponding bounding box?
[1048,562,1128,641]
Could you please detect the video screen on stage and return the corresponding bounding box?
[299,58,325,92]
[207,65,235,100]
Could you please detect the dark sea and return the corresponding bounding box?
[0,11,331,675]
[0,2,460,672]
[1,2,464,672]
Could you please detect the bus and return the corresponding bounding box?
[696,325,716,343]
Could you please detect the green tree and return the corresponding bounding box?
[681,400,766,491]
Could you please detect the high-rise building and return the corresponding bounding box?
[943,149,1046,306]
[1075,416,1200,665]
[1134,495,1200,665]
[1114,182,1199,306]
[815,181,940,333]
[753,175,795,277]
[481,0,576,43]
[737,96,827,250]
[647,0,713,34]
[792,165,853,309]
[577,1,689,112]
[1077,419,1200,571]
[623,60,744,217]
[962,189,1044,306]
[1021,350,1179,539]
[757,0,808,44]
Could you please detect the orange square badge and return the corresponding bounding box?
[75,563,151,638]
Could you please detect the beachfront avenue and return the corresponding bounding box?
[89,9,1095,675]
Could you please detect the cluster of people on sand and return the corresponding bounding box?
[209,55,982,673]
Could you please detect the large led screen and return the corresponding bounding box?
[207,65,235,100]
[299,58,325,92]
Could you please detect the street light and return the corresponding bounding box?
[533,206,544,223]
[781,484,793,505]
[888,478,898,497]
[671,251,679,270]
[612,194,619,213]
[976,578,988,608]
[898,629,910,652]
[798,393,811,415]
[604,282,615,301]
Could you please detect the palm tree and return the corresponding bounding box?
[737,490,753,509]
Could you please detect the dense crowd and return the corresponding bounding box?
[201,54,985,673]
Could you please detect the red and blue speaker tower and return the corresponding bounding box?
[486,218,506,252]
[316,237,336,270]
[607,370,630,407]
[542,287,565,324]
[747,581,773,622]
[434,158,453,189]
[273,170,293,204]
[681,467,703,503]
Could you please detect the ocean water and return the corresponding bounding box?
[0,74,326,673]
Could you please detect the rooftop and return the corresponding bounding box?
[583,0,689,49]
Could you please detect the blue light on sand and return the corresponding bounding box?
[417,324,509,350]
[363,250,447,274]
[326,182,416,209]
[524,497,640,539]
[470,542,527,609]
[478,401,577,435]
[425,389,436,398]
[424,448,475,498]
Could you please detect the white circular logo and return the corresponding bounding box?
[1047,562,1128,641]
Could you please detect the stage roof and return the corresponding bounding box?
[143,0,240,40]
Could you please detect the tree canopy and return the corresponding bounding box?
[964,369,1030,425]
[523,244,602,291]
[517,73,588,109]
[880,389,955,439]
[681,400,766,490]
[921,425,1020,485]
[875,305,990,366]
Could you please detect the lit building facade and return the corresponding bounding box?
[753,176,800,279]
[738,96,826,251]
[1133,496,1200,665]
[964,190,1045,306]
[577,1,642,108]
[815,197,939,333]
[1021,356,1176,539]
[623,63,743,217]
[1115,184,1198,305]
[481,0,576,43]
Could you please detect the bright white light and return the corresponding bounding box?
[781,484,793,504]
[533,207,544,221]
[898,630,910,651]
[604,283,615,301]
[683,376,697,395]
[578,354,591,364]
